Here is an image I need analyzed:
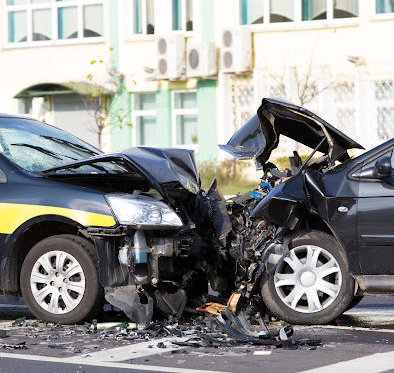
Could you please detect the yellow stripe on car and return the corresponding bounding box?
[0,203,116,234]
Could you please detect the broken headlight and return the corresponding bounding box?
[106,194,183,228]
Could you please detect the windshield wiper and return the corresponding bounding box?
[11,143,80,162]
[11,143,65,160]
[41,135,99,156]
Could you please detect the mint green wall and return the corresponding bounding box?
[108,0,133,150]
[201,0,215,43]
[155,89,172,147]
[196,0,217,162]
[110,90,133,151]
[197,80,217,162]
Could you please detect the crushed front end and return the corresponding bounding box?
[48,147,235,323]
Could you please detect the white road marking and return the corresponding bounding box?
[347,308,394,315]
[298,324,394,334]
[299,350,394,373]
[0,352,230,373]
[0,321,15,328]
[80,337,188,362]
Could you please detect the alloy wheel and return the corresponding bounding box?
[274,245,342,313]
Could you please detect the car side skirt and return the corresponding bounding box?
[354,275,394,295]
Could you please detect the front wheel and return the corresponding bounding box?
[261,230,354,325]
[21,234,103,324]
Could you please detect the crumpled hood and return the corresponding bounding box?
[43,146,201,195]
[122,147,201,193]
[220,98,364,168]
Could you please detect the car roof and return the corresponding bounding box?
[0,113,36,120]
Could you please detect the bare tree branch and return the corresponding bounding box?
[78,58,132,150]
[266,53,336,108]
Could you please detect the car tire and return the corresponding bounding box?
[345,295,364,311]
[261,230,354,325]
[21,234,103,324]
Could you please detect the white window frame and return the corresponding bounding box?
[372,0,394,20]
[4,0,104,48]
[331,81,356,136]
[374,79,394,141]
[132,92,157,146]
[237,0,360,31]
[171,89,198,150]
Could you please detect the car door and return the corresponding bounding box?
[357,149,394,274]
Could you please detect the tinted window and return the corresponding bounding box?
[0,117,119,174]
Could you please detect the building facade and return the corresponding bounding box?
[1,1,394,161]
[111,0,394,160]
[0,0,116,149]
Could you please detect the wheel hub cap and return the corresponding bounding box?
[30,250,86,315]
[53,275,65,289]
[300,271,316,287]
[274,245,342,314]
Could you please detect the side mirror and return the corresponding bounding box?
[374,155,392,179]
[355,153,393,180]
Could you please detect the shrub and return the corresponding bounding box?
[199,159,258,195]
[272,154,312,170]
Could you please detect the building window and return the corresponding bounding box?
[133,0,155,35]
[172,0,193,31]
[173,91,198,146]
[333,82,356,136]
[302,0,358,20]
[270,0,294,22]
[302,0,327,20]
[333,0,358,18]
[375,80,394,140]
[83,4,104,37]
[33,8,51,40]
[240,0,358,24]
[240,0,264,24]
[376,0,394,14]
[133,93,157,146]
[58,6,78,39]
[6,0,103,44]
[8,9,27,42]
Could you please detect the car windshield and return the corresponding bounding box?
[0,117,123,174]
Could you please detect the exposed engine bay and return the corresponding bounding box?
[81,151,322,322]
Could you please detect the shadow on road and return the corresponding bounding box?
[334,296,394,329]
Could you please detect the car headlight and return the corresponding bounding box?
[106,194,183,228]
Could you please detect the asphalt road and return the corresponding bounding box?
[0,296,394,373]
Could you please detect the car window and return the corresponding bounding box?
[0,117,125,174]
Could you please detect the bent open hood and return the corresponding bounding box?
[122,147,201,193]
[43,147,201,197]
[220,98,364,168]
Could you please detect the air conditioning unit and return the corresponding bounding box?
[186,41,217,78]
[156,34,185,80]
[220,28,252,73]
